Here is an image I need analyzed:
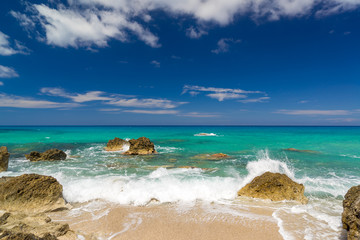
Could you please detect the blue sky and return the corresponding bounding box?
[0,0,359,125]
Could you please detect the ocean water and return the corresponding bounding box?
[1,126,360,239]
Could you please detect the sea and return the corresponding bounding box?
[1,126,359,239]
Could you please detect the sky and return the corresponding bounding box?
[0,0,359,125]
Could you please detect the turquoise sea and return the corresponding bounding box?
[1,126,360,239]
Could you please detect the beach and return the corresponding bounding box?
[1,126,360,239]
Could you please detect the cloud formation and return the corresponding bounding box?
[123,109,179,114]
[0,31,28,56]
[0,65,19,78]
[183,85,266,102]
[12,0,360,49]
[276,109,351,115]
[211,38,241,54]
[40,87,113,102]
[0,93,80,108]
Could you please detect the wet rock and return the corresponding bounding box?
[25,149,67,162]
[0,174,68,213]
[191,153,229,161]
[210,153,229,159]
[237,172,308,204]
[104,137,129,151]
[0,212,72,240]
[0,147,9,172]
[342,185,360,240]
[124,137,156,155]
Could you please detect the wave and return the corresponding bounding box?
[194,133,217,136]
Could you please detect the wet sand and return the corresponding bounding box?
[50,200,284,240]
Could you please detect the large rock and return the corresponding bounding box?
[342,185,360,240]
[104,137,128,151]
[25,149,67,162]
[124,137,156,155]
[0,212,73,240]
[0,174,67,213]
[237,172,308,204]
[0,147,9,172]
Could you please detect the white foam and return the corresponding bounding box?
[194,133,217,136]
[272,210,296,240]
[155,145,182,153]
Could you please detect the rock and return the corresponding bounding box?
[0,146,10,172]
[237,172,308,204]
[104,137,129,151]
[25,149,67,162]
[210,153,229,159]
[124,137,156,155]
[283,148,318,154]
[342,185,360,240]
[191,153,229,161]
[0,212,72,240]
[0,174,67,213]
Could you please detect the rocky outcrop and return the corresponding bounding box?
[237,172,308,204]
[124,137,156,155]
[191,153,229,161]
[0,212,73,240]
[104,137,129,151]
[342,185,360,240]
[25,149,67,162]
[0,147,9,172]
[0,174,67,213]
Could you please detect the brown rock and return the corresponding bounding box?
[342,185,360,240]
[0,212,72,240]
[25,149,67,162]
[283,148,318,154]
[237,172,308,204]
[210,153,229,159]
[104,137,129,151]
[0,147,10,172]
[191,153,229,161]
[124,137,156,155]
[0,174,67,213]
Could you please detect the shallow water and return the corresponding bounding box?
[1,126,359,239]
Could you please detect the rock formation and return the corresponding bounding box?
[283,148,318,154]
[191,153,229,161]
[104,137,129,151]
[0,174,67,213]
[237,172,308,204]
[25,149,67,162]
[124,137,156,155]
[342,185,360,240]
[0,212,73,240]
[0,147,9,172]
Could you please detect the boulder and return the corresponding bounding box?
[25,149,66,162]
[124,137,156,155]
[342,185,360,240]
[0,147,9,172]
[104,137,129,151]
[237,172,308,204]
[0,174,67,213]
[0,212,72,240]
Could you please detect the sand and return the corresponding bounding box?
[49,200,286,240]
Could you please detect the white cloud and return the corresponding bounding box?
[150,60,160,67]
[14,0,360,49]
[186,26,208,39]
[40,87,113,102]
[0,31,29,56]
[298,100,309,104]
[275,109,351,115]
[211,38,241,54]
[98,108,122,112]
[183,85,266,102]
[107,98,187,109]
[0,82,3,86]
[124,109,179,114]
[326,118,359,122]
[207,92,246,101]
[0,93,80,109]
[0,65,19,78]
[238,96,270,103]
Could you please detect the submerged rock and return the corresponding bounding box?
[0,212,73,240]
[342,185,360,240]
[104,137,129,151]
[0,174,68,213]
[191,153,229,161]
[283,148,318,154]
[25,149,67,162]
[124,137,156,155]
[0,147,10,172]
[237,172,308,204]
